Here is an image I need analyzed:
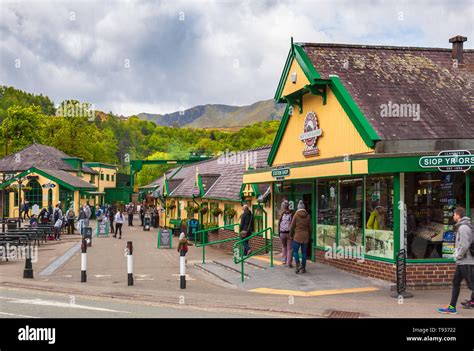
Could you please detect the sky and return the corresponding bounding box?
[0,0,473,116]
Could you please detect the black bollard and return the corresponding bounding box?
[23,244,33,279]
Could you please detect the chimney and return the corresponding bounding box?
[449,35,467,63]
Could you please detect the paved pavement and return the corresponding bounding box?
[1,217,473,318]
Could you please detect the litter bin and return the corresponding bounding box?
[7,219,18,230]
[187,219,199,242]
[82,227,93,247]
[144,214,151,231]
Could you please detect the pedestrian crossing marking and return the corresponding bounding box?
[249,287,379,297]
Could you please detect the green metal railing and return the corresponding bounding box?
[194,223,240,264]
[233,227,274,282]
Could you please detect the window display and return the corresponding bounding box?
[317,180,337,248]
[405,172,466,259]
[365,176,394,259]
[339,178,363,247]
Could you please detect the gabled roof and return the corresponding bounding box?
[0,167,97,191]
[297,42,473,140]
[142,146,272,201]
[0,143,97,174]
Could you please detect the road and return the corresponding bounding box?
[0,286,286,318]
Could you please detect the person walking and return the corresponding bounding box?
[290,200,312,274]
[24,201,30,220]
[140,205,145,227]
[114,209,124,239]
[84,203,91,227]
[438,207,474,314]
[53,215,63,241]
[177,232,193,255]
[239,205,253,256]
[66,207,75,234]
[127,202,134,226]
[279,201,294,268]
[107,205,115,234]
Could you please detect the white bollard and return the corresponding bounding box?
[180,250,186,289]
[127,241,133,286]
[81,239,87,283]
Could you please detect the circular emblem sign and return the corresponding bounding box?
[299,111,322,157]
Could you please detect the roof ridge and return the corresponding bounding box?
[299,42,474,53]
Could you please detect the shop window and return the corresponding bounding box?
[210,202,219,224]
[405,172,466,259]
[14,191,18,207]
[339,179,364,247]
[253,205,264,233]
[25,180,42,207]
[365,176,394,259]
[470,173,474,221]
[317,180,338,248]
[224,204,235,225]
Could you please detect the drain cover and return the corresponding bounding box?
[327,310,361,318]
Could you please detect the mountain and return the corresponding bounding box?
[137,99,285,128]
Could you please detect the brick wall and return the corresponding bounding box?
[315,249,457,289]
[207,229,282,254]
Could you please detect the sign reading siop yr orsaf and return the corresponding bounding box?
[419,150,474,172]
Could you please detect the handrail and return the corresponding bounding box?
[233,227,273,282]
[194,223,239,264]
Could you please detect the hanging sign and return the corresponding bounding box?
[300,111,322,157]
[419,150,473,172]
[42,183,56,189]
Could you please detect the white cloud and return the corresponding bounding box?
[0,0,472,116]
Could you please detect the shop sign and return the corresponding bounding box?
[419,150,473,172]
[42,183,56,189]
[271,167,290,180]
[300,111,322,157]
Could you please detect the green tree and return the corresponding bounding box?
[2,105,44,154]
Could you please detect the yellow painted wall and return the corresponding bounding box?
[273,88,374,167]
[91,167,117,191]
[282,58,311,97]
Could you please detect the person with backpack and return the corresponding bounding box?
[54,215,63,241]
[290,200,312,274]
[438,207,474,314]
[239,205,253,256]
[95,205,104,222]
[66,207,75,234]
[107,205,115,234]
[114,209,124,239]
[53,204,63,224]
[279,200,294,268]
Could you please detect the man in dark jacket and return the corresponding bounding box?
[239,205,253,256]
[438,207,474,314]
[290,200,312,274]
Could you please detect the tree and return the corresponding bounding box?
[2,105,44,154]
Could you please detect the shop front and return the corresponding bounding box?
[243,38,473,288]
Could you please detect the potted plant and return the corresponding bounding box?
[224,208,237,219]
[192,205,200,213]
[211,207,223,218]
[199,204,208,215]
[167,202,176,210]
[184,204,195,217]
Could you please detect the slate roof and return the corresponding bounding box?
[0,144,97,174]
[142,146,271,201]
[36,168,97,189]
[300,43,474,140]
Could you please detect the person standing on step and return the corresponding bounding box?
[279,200,294,268]
[438,207,474,314]
[290,200,312,274]
[114,209,124,239]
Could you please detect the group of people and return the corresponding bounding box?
[277,200,312,274]
[28,202,71,241]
